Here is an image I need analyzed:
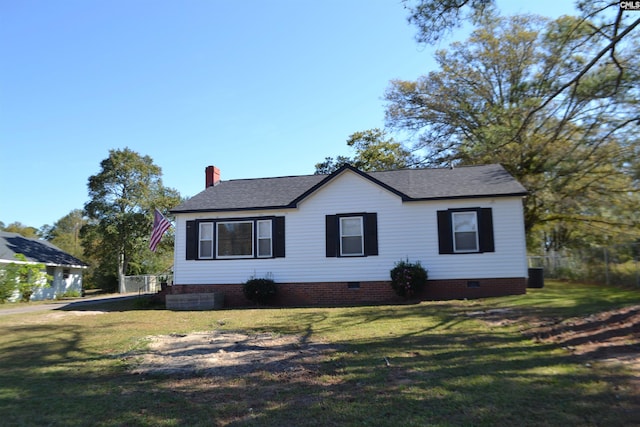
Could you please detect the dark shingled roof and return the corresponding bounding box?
[0,232,89,267]
[171,164,527,213]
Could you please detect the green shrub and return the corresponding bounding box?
[0,254,51,303]
[55,290,82,300]
[0,270,14,303]
[243,276,277,305]
[390,259,428,297]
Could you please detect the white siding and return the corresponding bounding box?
[173,170,528,285]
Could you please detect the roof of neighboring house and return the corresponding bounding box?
[0,232,89,267]
[171,163,528,213]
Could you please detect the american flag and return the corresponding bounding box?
[149,209,171,252]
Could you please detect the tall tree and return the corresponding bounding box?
[81,148,181,292]
[42,209,87,261]
[315,128,417,174]
[384,13,640,249]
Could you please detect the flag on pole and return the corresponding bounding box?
[149,209,171,252]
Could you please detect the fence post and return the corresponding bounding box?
[604,247,610,286]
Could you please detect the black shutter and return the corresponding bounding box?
[364,213,378,256]
[325,215,338,257]
[437,210,454,254]
[273,217,285,258]
[185,220,198,260]
[478,208,495,253]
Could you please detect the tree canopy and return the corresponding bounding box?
[403,1,640,91]
[315,128,417,174]
[81,148,181,292]
[384,12,640,249]
[0,222,40,239]
[40,209,86,261]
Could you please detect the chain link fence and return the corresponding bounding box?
[528,243,640,287]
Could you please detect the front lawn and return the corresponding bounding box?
[0,280,637,426]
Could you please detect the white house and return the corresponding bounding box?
[0,231,88,301]
[169,164,529,306]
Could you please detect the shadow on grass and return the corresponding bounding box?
[2,281,639,425]
[1,308,638,426]
[491,281,640,317]
[56,294,164,313]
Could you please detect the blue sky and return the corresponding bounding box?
[0,0,579,229]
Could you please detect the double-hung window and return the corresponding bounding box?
[437,208,494,254]
[199,222,214,259]
[325,213,378,257]
[257,220,272,258]
[339,217,364,256]
[452,211,479,253]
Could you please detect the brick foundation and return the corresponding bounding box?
[168,277,526,308]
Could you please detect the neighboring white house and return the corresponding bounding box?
[0,231,88,301]
[169,164,529,306]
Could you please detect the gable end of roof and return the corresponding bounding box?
[289,164,410,206]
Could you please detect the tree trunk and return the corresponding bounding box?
[118,251,126,293]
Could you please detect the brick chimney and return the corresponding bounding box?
[205,165,220,188]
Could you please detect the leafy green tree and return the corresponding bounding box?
[403,1,640,105]
[42,209,87,261]
[0,264,14,303]
[384,13,640,249]
[81,148,181,293]
[1,222,40,238]
[315,128,417,174]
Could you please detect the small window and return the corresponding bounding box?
[199,223,214,259]
[217,221,253,258]
[452,211,479,252]
[340,217,364,256]
[257,220,272,257]
[438,208,494,255]
[62,269,70,279]
[325,213,377,258]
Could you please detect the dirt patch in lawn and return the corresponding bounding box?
[45,310,106,320]
[470,304,640,380]
[525,305,640,358]
[128,331,341,378]
[127,306,639,382]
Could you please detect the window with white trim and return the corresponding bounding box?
[340,216,364,256]
[199,222,214,259]
[452,211,479,252]
[325,213,378,258]
[217,221,253,258]
[186,217,285,260]
[437,208,494,255]
[257,220,272,257]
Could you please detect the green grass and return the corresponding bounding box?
[0,280,638,426]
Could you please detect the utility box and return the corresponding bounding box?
[527,268,544,288]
